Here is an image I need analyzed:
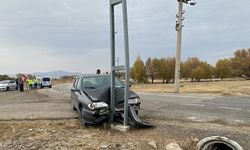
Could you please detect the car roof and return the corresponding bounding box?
[79,74,110,78]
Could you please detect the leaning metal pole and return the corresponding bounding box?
[122,0,130,126]
[109,1,116,123]
[174,0,183,93]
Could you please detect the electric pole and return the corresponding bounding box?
[174,0,196,93]
[174,0,184,93]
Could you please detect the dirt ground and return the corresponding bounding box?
[0,89,199,150]
[131,79,250,96]
[1,118,249,150]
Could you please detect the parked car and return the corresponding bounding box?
[0,80,17,91]
[36,77,52,88]
[70,74,152,127]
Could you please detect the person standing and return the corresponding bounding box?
[15,78,19,90]
[96,69,101,74]
[33,78,38,89]
[27,79,33,90]
[19,79,24,92]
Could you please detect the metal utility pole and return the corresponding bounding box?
[174,0,196,93]
[109,0,116,123]
[174,0,184,93]
[122,0,130,126]
[109,0,130,127]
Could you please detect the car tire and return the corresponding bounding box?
[6,86,9,91]
[80,107,89,127]
[49,86,52,88]
[71,100,77,111]
[41,86,44,89]
[135,110,139,116]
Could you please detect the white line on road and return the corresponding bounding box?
[183,104,205,107]
[218,106,242,111]
[139,93,216,99]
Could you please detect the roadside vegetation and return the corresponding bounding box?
[131,48,250,83]
[0,75,15,81]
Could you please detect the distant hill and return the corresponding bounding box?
[33,70,83,78]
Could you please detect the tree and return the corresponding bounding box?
[192,67,205,82]
[199,61,214,79]
[158,57,175,83]
[145,57,159,83]
[130,56,147,83]
[215,58,232,80]
[0,75,14,81]
[183,57,201,81]
[158,58,168,83]
[231,49,250,77]
[182,57,214,81]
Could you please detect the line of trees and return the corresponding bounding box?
[131,48,250,83]
[0,75,14,81]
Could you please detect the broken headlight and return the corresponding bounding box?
[128,98,140,104]
[88,102,108,110]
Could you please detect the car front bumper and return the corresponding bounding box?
[81,107,110,124]
[0,86,7,91]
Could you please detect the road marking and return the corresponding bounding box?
[153,101,161,104]
[234,120,246,123]
[139,93,216,99]
[188,116,197,120]
[218,106,242,111]
[183,104,205,107]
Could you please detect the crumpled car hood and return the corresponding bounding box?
[84,87,138,105]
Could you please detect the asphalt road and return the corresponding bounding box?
[1,83,250,148]
[50,83,250,125]
[138,92,250,125]
[1,83,249,126]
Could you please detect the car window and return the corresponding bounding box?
[10,80,15,83]
[42,78,50,81]
[82,77,97,89]
[81,76,124,90]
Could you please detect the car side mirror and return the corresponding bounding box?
[71,89,81,94]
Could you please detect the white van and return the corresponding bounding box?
[37,77,52,88]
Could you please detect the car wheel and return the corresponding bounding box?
[49,86,52,88]
[135,110,139,116]
[80,107,89,127]
[71,100,77,111]
[6,86,9,91]
[41,86,44,89]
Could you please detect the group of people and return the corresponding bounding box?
[16,78,39,92]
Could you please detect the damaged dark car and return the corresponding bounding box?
[70,74,152,127]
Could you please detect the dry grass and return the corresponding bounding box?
[131,79,250,96]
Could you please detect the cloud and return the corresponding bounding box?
[0,0,250,74]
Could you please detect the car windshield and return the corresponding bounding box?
[0,80,9,84]
[42,78,50,81]
[81,76,124,90]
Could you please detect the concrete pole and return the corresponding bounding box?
[174,0,183,93]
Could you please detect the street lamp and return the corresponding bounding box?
[174,0,196,93]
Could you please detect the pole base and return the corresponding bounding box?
[111,124,130,132]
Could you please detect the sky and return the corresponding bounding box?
[0,0,250,74]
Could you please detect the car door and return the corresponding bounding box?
[9,80,16,90]
[71,78,80,110]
